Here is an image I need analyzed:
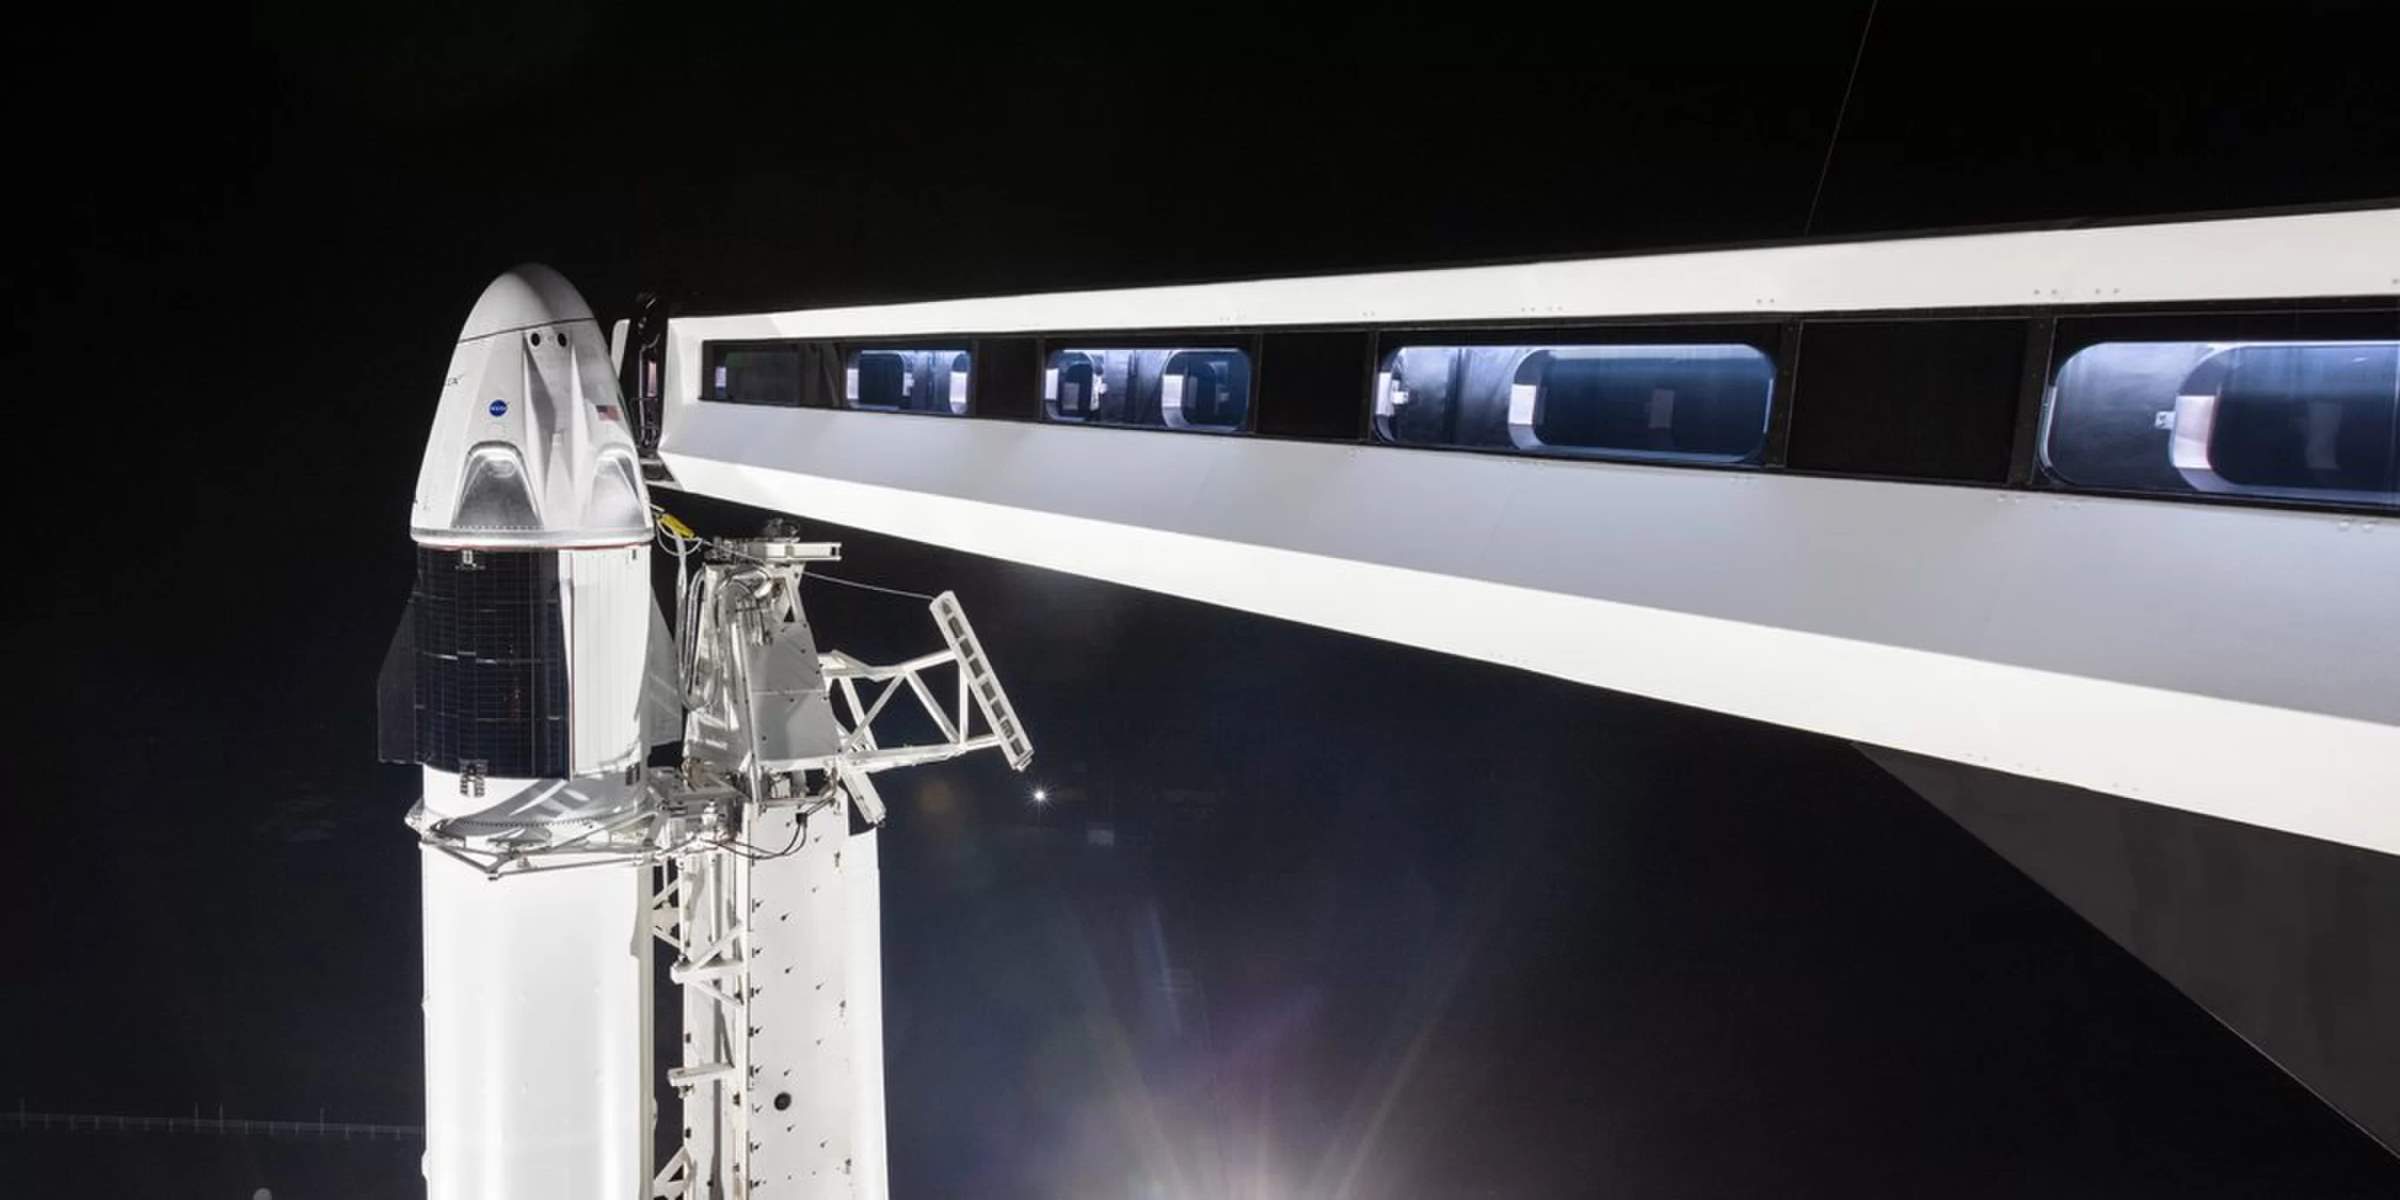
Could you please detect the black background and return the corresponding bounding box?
[5,3,2398,1195]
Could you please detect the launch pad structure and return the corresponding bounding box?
[389,204,2400,1192]
[645,530,1032,1200]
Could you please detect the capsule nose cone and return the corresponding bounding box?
[460,263,596,340]
[413,263,650,549]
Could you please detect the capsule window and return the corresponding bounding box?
[1042,347,1252,431]
[2044,340,2400,507]
[1373,343,1774,463]
[845,348,972,415]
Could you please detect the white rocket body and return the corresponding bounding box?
[400,266,657,1198]
[418,831,647,1197]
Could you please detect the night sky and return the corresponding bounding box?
[7,3,2400,1196]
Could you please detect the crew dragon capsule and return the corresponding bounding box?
[377,265,678,1198]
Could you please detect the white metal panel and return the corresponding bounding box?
[658,405,2400,857]
[745,798,881,1197]
[662,208,2400,348]
[563,544,654,775]
[420,845,649,1199]
[843,823,888,1200]
[660,404,2400,719]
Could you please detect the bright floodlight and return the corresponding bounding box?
[1031,787,1049,804]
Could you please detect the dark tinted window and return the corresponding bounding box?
[970,338,1041,419]
[1786,319,2027,483]
[1257,332,1370,441]
[845,348,971,414]
[2046,340,2400,506]
[1373,343,1773,463]
[704,342,804,406]
[1043,347,1252,431]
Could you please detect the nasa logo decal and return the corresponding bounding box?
[488,399,509,418]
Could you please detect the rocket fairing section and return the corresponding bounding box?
[390,264,662,1200]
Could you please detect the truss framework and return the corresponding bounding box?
[641,537,1032,1199]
